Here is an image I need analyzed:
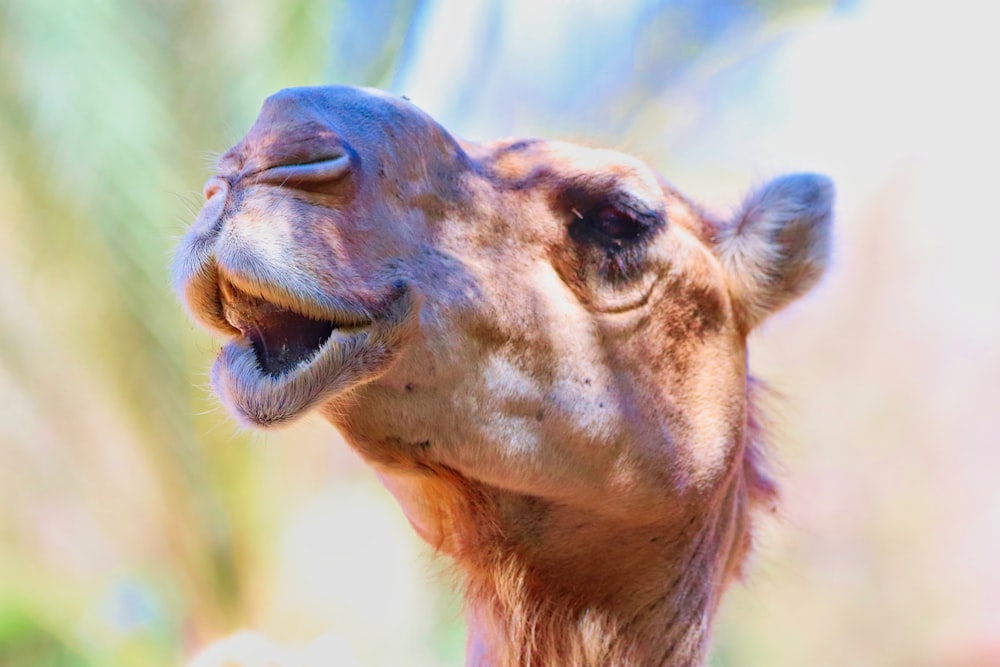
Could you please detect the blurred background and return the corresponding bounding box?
[1,0,998,665]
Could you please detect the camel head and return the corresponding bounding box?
[174,85,832,665]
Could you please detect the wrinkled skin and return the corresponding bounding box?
[175,86,832,666]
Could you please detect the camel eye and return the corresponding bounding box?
[569,202,660,251]
[566,201,664,284]
[591,205,643,243]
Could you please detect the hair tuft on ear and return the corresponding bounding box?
[716,173,834,330]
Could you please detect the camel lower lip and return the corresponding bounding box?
[211,324,372,428]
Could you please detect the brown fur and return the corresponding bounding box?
[175,86,832,667]
[390,392,772,666]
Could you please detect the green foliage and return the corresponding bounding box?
[0,604,88,667]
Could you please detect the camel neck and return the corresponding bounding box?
[451,475,753,667]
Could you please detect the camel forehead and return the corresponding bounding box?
[470,138,719,245]
[480,139,661,198]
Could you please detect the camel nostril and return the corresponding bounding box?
[203,177,227,201]
[255,152,354,188]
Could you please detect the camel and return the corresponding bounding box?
[174,85,833,667]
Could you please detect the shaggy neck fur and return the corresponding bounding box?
[396,391,773,667]
[461,483,746,667]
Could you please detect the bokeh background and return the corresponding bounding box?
[2,0,998,665]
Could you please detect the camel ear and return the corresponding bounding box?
[715,173,834,330]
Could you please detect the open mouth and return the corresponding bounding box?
[220,281,341,376]
[202,275,416,428]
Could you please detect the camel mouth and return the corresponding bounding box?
[219,281,362,377]
[245,310,336,376]
[207,277,417,429]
